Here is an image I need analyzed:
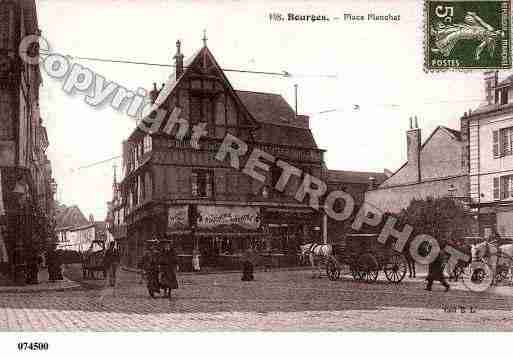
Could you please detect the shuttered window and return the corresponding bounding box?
[501,176,510,199]
[493,130,499,157]
[493,177,500,199]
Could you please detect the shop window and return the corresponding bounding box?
[192,169,213,198]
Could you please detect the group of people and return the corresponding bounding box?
[138,241,179,299]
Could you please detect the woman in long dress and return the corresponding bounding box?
[159,242,179,299]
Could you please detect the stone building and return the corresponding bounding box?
[114,39,326,270]
[462,71,513,237]
[365,118,469,214]
[0,0,55,283]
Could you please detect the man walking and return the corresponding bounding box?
[425,247,450,292]
[100,242,120,301]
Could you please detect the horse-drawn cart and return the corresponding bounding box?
[82,240,106,279]
[325,233,409,283]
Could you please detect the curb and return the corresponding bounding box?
[121,265,311,276]
[0,279,82,294]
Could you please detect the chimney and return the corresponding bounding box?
[89,214,94,223]
[407,116,421,183]
[484,70,498,105]
[174,40,184,79]
[149,83,159,104]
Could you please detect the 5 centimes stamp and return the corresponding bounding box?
[425,0,512,71]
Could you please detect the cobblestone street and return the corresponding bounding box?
[0,268,512,331]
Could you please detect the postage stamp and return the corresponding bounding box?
[425,0,512,71]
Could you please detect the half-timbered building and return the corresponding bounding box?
[115,39,326,270]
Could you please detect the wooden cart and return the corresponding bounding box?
[325,233,408,283]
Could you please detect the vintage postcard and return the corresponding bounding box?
[426,0,512,70]
[0,0,512,357]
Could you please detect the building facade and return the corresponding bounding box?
[115,40,326,270]
[463,71,513,237]
[326,169,387,241]
[0,0,55,283]
[365,119,469,214]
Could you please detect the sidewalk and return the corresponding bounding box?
[0,268,81,293]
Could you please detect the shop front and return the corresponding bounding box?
[193,205,262,270]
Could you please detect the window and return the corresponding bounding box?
[494,175,513,200]
[493,127,513,157]
[192,169,213,198]
[143,135,152,153]
[501,88,509,105]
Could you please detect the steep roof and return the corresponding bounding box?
[236,91,304,128]
[440,126,461,140]
[327,170,388,185]
[376,125,462,189]
[236,90,318,149]
[55,205,89,229]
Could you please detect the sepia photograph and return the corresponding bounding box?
[0,0,512,356]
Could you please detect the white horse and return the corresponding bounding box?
[471,241,513,285]
[300,243,333,278]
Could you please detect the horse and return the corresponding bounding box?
[299,243,333,278]
[471,241,513,285]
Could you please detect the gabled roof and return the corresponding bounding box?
[327,170,388,185]
[377,125,461,188]
[55,205,89,230]
[130,45,259,142]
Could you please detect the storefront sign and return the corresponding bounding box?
[197,206,260,230]
[168,205,189,229]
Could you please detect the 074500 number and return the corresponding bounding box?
[17,342,49,351]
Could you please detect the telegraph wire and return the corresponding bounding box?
[39,49,336,79]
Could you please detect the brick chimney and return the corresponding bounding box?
[484,70,498,105]
[407,116,421,183]
[174,40,184,79]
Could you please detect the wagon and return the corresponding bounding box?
[82,240,106,279]
[325,233,408,283]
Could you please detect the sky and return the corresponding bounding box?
[35,0,497,220]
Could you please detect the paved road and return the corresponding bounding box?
[0,268,512,331]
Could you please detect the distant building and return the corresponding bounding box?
[55,203,89,249]
[462,71,513,236]
[326,169,388,241]
[365,118,469,214]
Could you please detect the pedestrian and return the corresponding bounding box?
[241,248,255,281]
[159,242,179,299]
[138,248,152,284]
[425,246,450,292]
[192,248,201,272]
[100,242,120,301]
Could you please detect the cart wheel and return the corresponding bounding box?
[383,253,407,283]
[357,253,379,282]
[326,260,340,281]
[495,264,509,284]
